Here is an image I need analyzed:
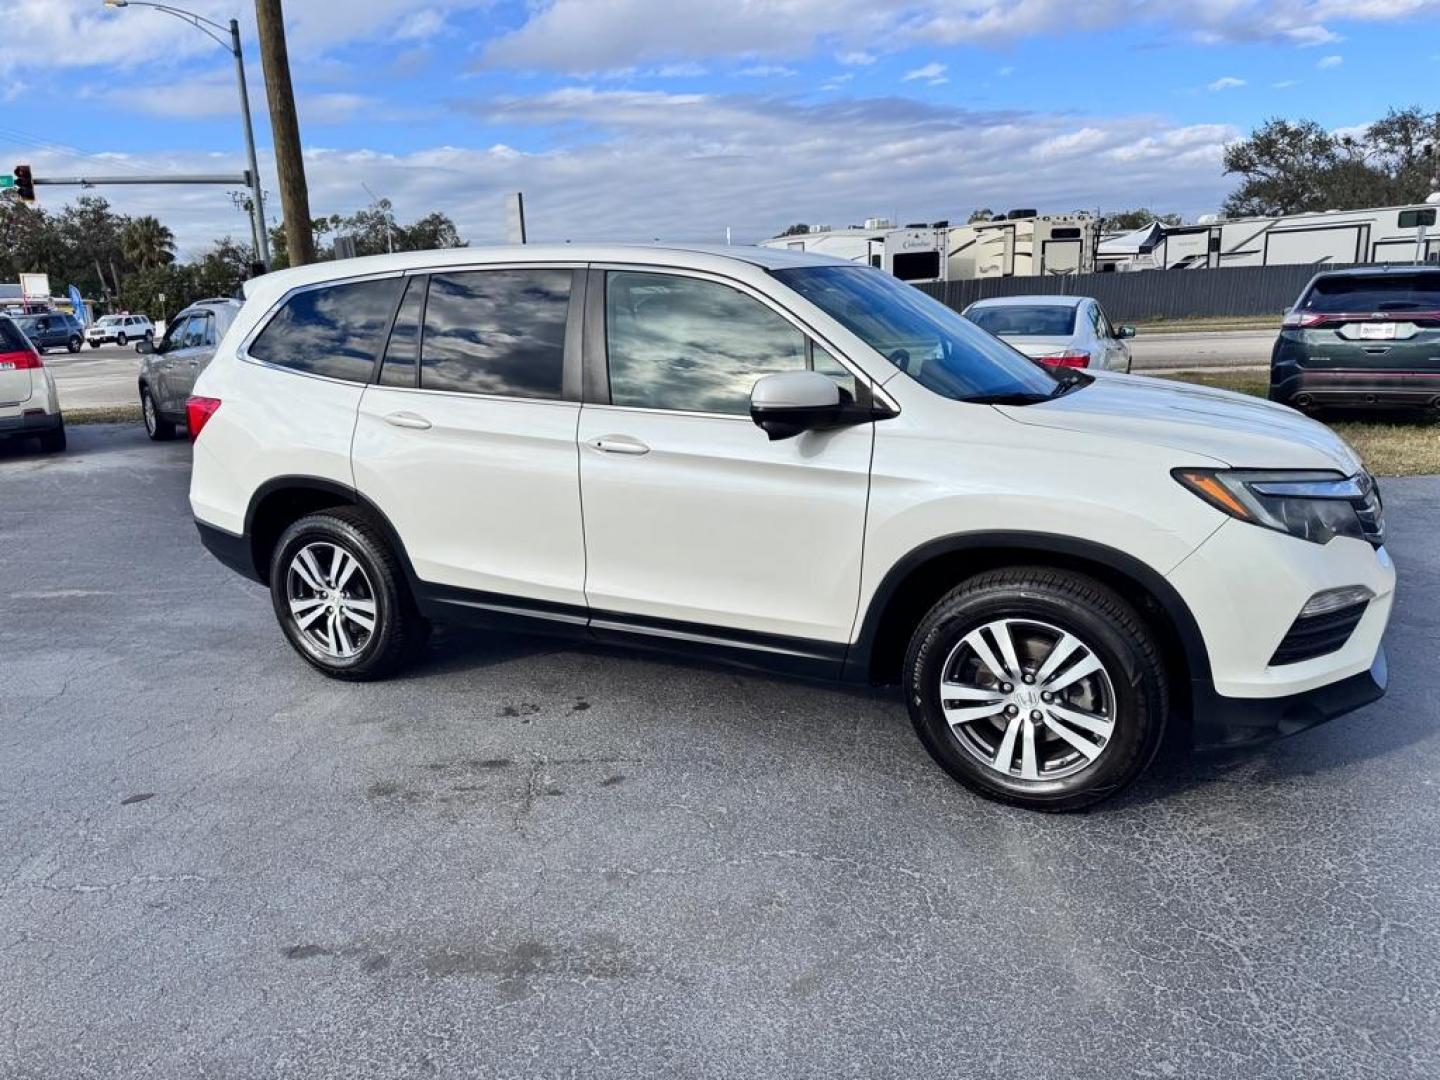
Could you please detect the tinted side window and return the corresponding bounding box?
[380,276,425,388]
[420,269,571,399]
[160,316,192,352]
[606,272,807,414]
[250,277,403,382]
[181,314,208,348]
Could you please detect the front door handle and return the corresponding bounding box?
[590,435,649,455]
[383,411,432,430]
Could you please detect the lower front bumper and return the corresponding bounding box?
[1191,645,1387,750]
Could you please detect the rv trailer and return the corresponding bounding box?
[1142,203,1440,270]
[945,212,1099,279]
[761,210,1099,283]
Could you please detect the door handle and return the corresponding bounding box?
[383,411,432,430]
[590,435,649,455]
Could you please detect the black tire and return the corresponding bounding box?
[37,419,66,453]
[88,340,101,349]
[270,508,429,681]
[903,567,1168,812]
[116,333,127,347]
[67,335,82,353]
[140,386,177,441]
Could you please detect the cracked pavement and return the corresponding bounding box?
[2,424,1438,1079]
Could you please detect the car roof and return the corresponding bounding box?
[966,294,1089,309]
[1312,265,1440,281]
[242,243,852,301]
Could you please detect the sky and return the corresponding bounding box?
[0,0,1435,260]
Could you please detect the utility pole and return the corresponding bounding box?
[254,0,314,266]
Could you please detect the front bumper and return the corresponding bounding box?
[1192,645,1387,749]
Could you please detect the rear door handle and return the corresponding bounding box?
[590,435,649,455]
[383,411,432,430]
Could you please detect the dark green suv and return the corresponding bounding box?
[1271,266,1440,412]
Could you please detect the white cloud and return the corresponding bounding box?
[738,65,799,78]
[903,62,949,85]
[837,51,876,66]
[1206,76,1246,91]
[997,66,1015,77]
[0,0,489,72]
[475,0,1440,72]
[1272,79,1300,88]
[1317,54,1344,68]
[16,92,1241,256]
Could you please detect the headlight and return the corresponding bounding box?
[1173,468,1384,547]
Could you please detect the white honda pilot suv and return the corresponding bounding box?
[189,246,1394,810]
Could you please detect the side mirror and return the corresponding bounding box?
[136,338,154,354]
[750,371,843,441]
[1116,325,1137,339]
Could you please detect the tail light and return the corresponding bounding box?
[1282,311,1331,329]
[1039,352,1090,369]
[0,348,42,370]
[185,396,222,441]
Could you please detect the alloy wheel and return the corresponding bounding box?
[286,541,378,660]
[938,618,1116,782]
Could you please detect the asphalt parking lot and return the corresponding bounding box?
[39,342,141,410]
[3,424,1438,1079]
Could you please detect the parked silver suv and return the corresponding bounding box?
[137,298,241,440]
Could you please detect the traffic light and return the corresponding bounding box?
[14,165,34,202]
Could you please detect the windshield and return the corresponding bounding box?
[966,304,1077,337]
[97,316,121,326]
[772,265,1059,403]
[1302,273,1440,313]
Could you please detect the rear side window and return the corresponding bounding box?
[380,276,425,388]
[1301,273,1440,314]
[249,277,403,382]
[0,319,30,352]
[420,269,571,399]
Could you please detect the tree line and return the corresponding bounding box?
[0,192,465,321]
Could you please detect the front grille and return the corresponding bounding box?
[1353,471,1385,547]
[1270,601,1369,666]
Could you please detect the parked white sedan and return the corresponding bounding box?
[963,295,1134,372]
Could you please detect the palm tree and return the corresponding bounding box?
[121,216,176,271]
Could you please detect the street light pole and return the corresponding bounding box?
[103,1,270,270]
[229,16,270,269]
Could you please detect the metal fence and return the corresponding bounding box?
[918,263,1368,322]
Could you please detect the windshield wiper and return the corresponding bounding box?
[962,392,1051,405]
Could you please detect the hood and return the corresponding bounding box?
[998,335,1079,360]
[998,370,1363,473]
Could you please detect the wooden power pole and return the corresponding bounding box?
[254,0,315,266]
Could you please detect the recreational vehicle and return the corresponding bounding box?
[1117,203,1440,271]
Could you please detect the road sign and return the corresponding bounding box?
[0,175,14,189]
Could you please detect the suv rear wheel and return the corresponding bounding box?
[904,567,1167,812]
[116,332,128,347]
[270,508,428,680]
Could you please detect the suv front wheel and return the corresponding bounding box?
[270,509,428,680]
[904,567,1167,812]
